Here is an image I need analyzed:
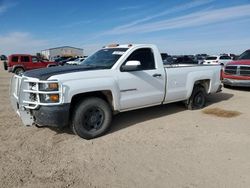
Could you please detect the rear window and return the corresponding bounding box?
[12,56,19,62]
[206,56,217,60]
[21,56,30,62]
[220,56,231,60]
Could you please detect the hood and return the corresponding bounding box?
[227,60,250,66]
[23,65,107,80]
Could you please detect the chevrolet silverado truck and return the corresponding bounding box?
[7,54,57,75]
[10,44,222,139]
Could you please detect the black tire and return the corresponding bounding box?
[186,85,206,110]
[223,84,230,88]
[3,61,7,70]
[14,67,24,75]
[71,97,112,139]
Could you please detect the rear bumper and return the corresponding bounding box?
[216,84,223,92]
[223,78,250,87]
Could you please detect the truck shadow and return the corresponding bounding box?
[48,92,233,136]
[225,86,250,92]
[206,92,234,106]
[109,92,233,134]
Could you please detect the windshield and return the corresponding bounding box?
[238,50,250,60]
[81,48,128,68]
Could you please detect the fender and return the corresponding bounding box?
[11,65,25,73]
[47,63,57,67]
[61,77,121,111]
[185,71,213,99]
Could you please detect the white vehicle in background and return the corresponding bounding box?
[203,55,232,66]
[66,58,85,65]
[10,44,222,139]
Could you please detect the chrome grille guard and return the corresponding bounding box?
[10,75,63,110]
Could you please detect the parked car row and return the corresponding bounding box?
[162,54,233,66]
[2,48,249,88]
[54,56,87,66]
[160,50,249,87]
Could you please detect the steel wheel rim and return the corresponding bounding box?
[82,107,104,132]
[194,92,205,107]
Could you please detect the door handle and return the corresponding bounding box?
[152,73,162,77]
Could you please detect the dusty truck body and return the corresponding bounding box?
[10,44,222,139]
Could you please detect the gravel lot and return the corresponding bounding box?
[0,64,250,188]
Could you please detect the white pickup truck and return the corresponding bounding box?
[10,44,222,139]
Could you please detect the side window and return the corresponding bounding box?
[21,56,30,62]
[32,57,38,63]
[220,56,231,60]
[126,48,155,70]
[12,56,19,62]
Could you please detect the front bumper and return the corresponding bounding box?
[11,92,70,127]
[32,104,70,128]
[223,78,250,87]
[10,75,67,128]
[10,92,34,126]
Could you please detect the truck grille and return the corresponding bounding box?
[224,66,237,74]
[239,66,250,76]
[224,65,250,76]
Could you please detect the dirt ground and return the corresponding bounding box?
[0,64,250,188]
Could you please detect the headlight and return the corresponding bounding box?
[40,94,59,103]
[39,83,59,91]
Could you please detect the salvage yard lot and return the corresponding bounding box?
[0,67,250,188]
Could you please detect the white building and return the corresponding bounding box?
[41,46,84,60]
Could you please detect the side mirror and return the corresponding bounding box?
[121,60,141,72]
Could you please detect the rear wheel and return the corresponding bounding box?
[71,97,112,139]
[14,67,24,75]
[186,85,206,110]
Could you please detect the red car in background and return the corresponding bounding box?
[222,50,250,87]
[7,54,57,75]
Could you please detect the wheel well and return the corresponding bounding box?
[47,64,56,67]
[70,90,114,114]
[13,66,24,72]
[194,79,210,94]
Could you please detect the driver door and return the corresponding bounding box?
[117,48,165,110]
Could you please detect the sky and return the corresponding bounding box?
[0,0,250,55]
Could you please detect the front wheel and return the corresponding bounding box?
[186,85,206,110]
[71,97,112,139]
